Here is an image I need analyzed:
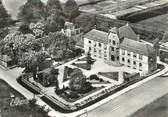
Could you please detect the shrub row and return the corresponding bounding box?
[17,77,40,95]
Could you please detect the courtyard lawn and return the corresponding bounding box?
[72,63,90,70]
[99,72,119,81]
[0,79,49,117]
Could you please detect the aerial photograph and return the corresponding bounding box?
[1,0,168,117]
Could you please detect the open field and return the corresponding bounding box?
[79,0,158,13]
[137,13,168,31]
[0,79,48,117]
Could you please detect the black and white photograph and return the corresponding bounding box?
[0,0,168,117]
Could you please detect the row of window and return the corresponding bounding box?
[127,65,142,71]
[121,57,142,67]
[89,47,108,57]
[121,50,143,60]
[89,39,117,46]
[88,40,108,50]
[109,39,116,45]
[94,54,107,60]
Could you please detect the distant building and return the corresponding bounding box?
[159,42,168,63]
[84,24,157,76]
[61,22,81,37]
[0,54,13,68]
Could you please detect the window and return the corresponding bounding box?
[127,51,131,56]
[122,57,125,62]
[133,61,136,65]
[113,40,116,45]
[117,56,119,60]
[139,63,142,67]
[99,43,102,47]
[133,53,137,58]
[139,54,143,60]
[111,55,115,61]
[111,47,114,51]
[128,59,130,63]
[104,54,107,57]
[89,47,91,50]
[122,49,125,55]
[88,40,91,44]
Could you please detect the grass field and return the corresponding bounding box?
[0,79,49,117]
[137,13,168,31]
[130,93,168,117]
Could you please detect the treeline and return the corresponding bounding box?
[74,13,163,41]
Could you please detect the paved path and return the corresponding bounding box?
[79,76,168,117]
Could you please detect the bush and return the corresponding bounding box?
[99,78,104,82]
[89,74,98,80]
[65,91,79,99]
[77,82,93,94]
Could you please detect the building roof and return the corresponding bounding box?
[84,29,108,44]
[120,38,156,56]
[118,24,137,40]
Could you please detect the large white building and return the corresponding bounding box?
[84,24,157,76]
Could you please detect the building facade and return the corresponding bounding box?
[84,24,157,76]
[84,29,110,61]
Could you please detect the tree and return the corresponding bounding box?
[48,67,59,87]
[46,0,62,16]
[19,24,33,34]
[63,0,79,20]
[0,0,11,28]
[47,32,73,59]
[75,13,96,33]
[0,27,9,41]
[69,68,86,91]
[18,0,46,23]
[44,15,65,34]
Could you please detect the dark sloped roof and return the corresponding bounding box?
[120,38,156,56]
[118,24,137,40]
[84,29,108,44]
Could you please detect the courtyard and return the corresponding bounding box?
[25,55,141,111]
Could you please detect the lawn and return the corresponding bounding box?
[0,79,49,117]
[99,72,119,81]
[72,63,90,70]
[130,93,168,117]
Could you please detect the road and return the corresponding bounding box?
[80,76,168,117]
[130,92,168,117]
